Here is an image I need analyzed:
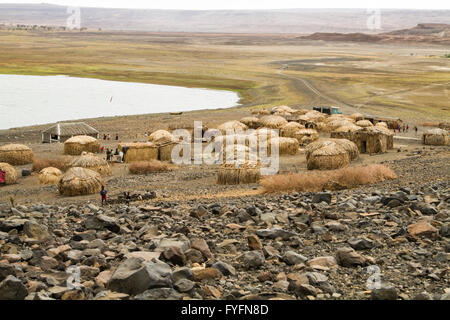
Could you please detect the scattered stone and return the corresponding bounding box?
[336,247,367,267]
[0,275,28,300]
[242,251,265,269]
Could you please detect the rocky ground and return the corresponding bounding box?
[0,147,449,300]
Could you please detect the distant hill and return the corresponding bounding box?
[0,3,449,34]
[299,24,450,44]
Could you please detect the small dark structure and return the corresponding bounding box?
[42,122,99,143]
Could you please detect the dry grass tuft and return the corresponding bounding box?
[261,164,397,193]
[128,160,170,174]
[32,157,70,172]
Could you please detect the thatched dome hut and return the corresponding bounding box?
[356,120,374,128]
[306,139,358,161]
[268,137,299,156]
[330,124,361,140]
[372,126,394,149]
[217,160,261,185]
[38,167,63,185]
[306,141,350,170]
[352,127,389,154]
[350,113,365,121]
[148,130,176,145]
[58,167,104,196]
[259,115,288,129]
[64,136,100,155]
[305,111,327,122]
[272,105,297,114]
[68,152,111,176]
[240,117,261,129]
[0,144,34,165]
[422,128,449,146]
[280,122,306,138]
[217,121,248,134]
[0,162,18,184]
[375,122,388,128]
[295,129,319,146]
[119,142,158,163]
[327,119,354,132]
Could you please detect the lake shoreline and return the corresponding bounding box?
[1,74,242,130]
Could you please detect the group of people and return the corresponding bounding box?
[103,133,119,141]
[392,123,418,135]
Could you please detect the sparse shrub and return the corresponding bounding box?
[128,160,170,174]
[261,164,397,193]
[444,53,450,58]
[32,157,70,172]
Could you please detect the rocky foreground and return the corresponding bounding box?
[0,152,449,300]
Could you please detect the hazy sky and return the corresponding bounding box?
[1,0,449,10]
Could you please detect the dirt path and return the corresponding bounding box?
[277,64,358,113]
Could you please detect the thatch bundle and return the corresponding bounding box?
[64,136,100,155]
[350,113,365,121]
[273,111,292,118]
[280,122,306,138]
[356,120,373,128]
[68,152,111,176]
[58,167,104,196]
[259,115,288,129]
[294,129,319,146]
[217,121,248,134]
[306,141,350,170]
[148,130,176,145]
[293,109,309,115]
[38,167,62,185]
[422,128,449,146]
[240,117,261,129]
[217,160,261,185]
[0,144,34,165]
[375,122,388,128]
[0,162,18,184]
[119,142,158,163]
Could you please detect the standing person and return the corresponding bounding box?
[406,124,409,132]
[115,133,119,141]
[119,150,124,163]
[100,186,108,205]
[103,134,106,140]
[106,148,111,161]
[414,126,418,135]
[0,169,6,186]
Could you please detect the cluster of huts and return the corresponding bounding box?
[0,110,448,194]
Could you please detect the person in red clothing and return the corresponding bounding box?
[0,170,6,186]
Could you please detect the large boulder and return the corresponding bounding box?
[0,275,28,300]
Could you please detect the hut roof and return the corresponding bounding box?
[217,120,248,133]
[259,115,288,129]
[69,153,108,168]
[272,105,297,114]
[423,128,448,136]
[333,125,361,133]
[356,120,374,127]
[42,122,99,136]
[119,142,157,150]
[149,130,175,145]
[40,167,63,176]
[65,135,98,144]
[0,144,31,152]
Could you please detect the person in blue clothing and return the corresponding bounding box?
[100,186,108,205]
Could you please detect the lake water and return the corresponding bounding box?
[0,74,240,130]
